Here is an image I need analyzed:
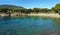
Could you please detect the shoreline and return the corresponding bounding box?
[26,13,60,18]
[0,13,60,18]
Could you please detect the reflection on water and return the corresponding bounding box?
[0,16,60,35]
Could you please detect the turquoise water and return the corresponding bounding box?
[0,16,60,35]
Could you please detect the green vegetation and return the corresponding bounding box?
[0,4,60,15]
[54,4,60,14]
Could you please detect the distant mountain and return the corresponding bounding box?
[0,4,24,9]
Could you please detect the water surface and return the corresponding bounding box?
[0,16,60,35]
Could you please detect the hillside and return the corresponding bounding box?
[0,4,24,9]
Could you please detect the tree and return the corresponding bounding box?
[54,4,60,14]
[21,9,28,14]
[27,9,33,14]
[33,8,40,12]
[40,8,49,13]
[54,4,60,10]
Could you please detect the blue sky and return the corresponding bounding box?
[0,0,60,9]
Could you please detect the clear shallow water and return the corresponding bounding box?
[0,16,60,35]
